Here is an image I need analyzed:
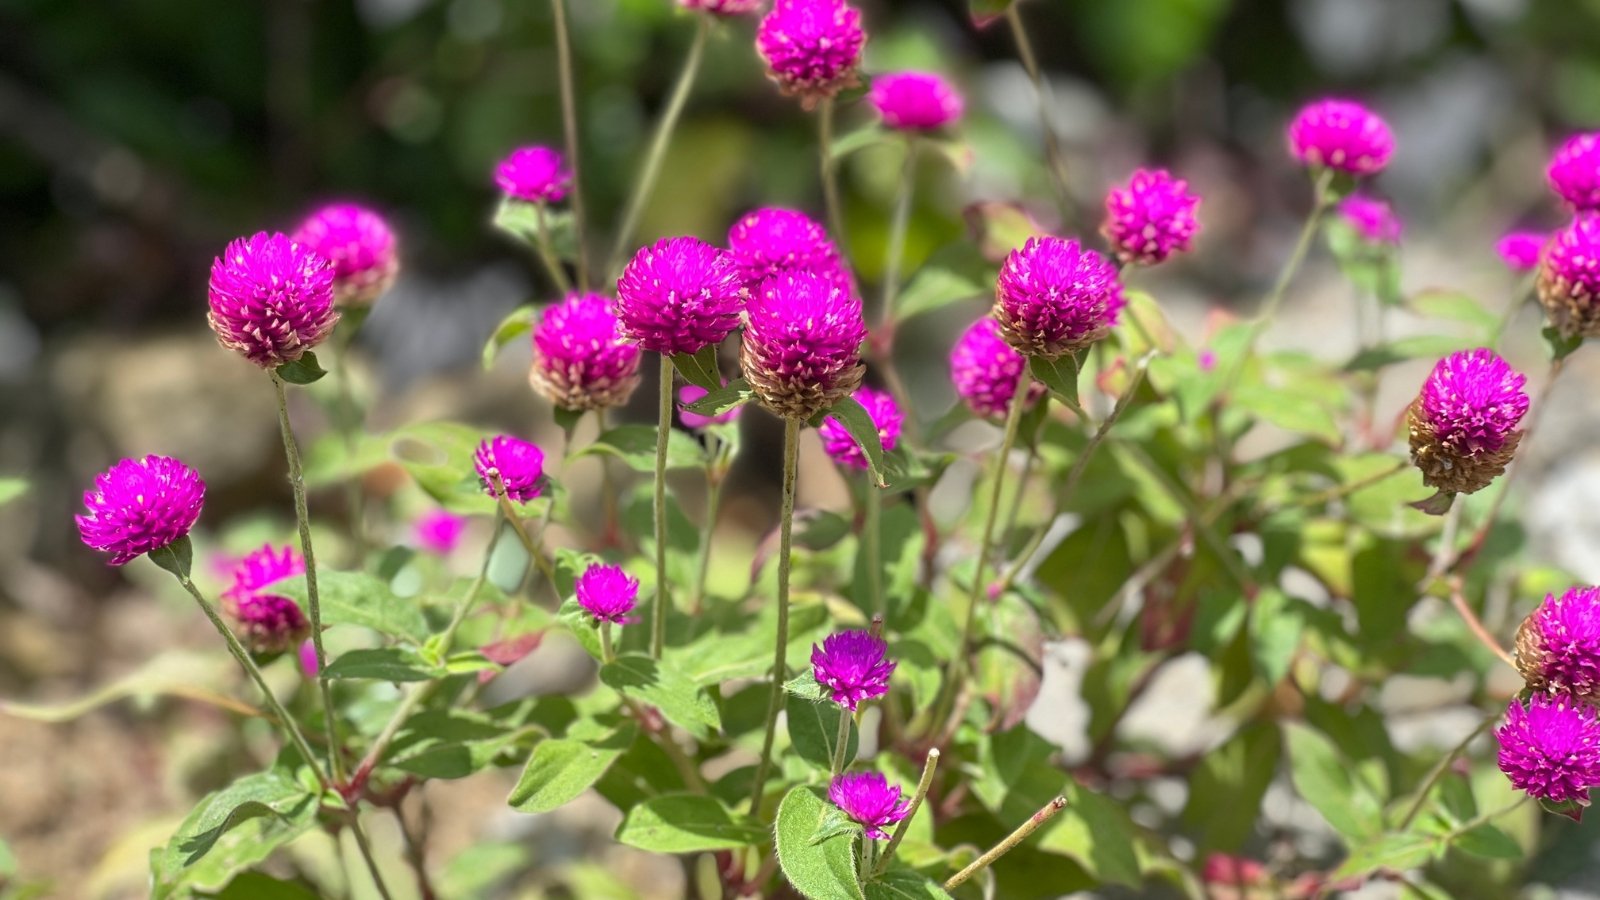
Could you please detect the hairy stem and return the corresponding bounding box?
[879,139,919,333]
[864,476,884,618]
[1397,713,1497,830]
[691,433,725,614]
[944,796,1068,890]
[874,748,940,876]
[830,707,853,774]
[1005,5,1071,216]
[549,0,590,289]
[749,417,802,815]
[347,814,397,900]
[653,355,674,659]
[494,490,560,605]
[533,202,573,294]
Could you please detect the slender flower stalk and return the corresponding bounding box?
[691,430,729,612]
[874,749,940,876]
[347,819,398,900]
[1004,5,1070,215]
[879,139,919,332]
[818,97,846,246]
[944,796,1068,890]
[534,203,573,293]
[863,479,883,616]
[1231,169,1334,379]
[492,486,561,605]
[749,417,802,814]
[271,371,344,783]
[830,708,852,774]
[549,0,590,289]
[653,356,674,658]
[607,14,712,276]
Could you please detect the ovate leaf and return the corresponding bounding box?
[817,395,889,488]
[600,654,722,739]
[508,724,636,813]
[274,352,327,386]
[776,786,865,900]
[615,794,764,853]
[574,425,706,473]
[268,570,429,643]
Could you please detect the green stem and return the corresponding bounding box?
[1398,714,1497,829]
[533,202,573,294]
[596,407,621,549]
[494,489,561,605]
[328,337,367,560]
[749,417,801,815]
[873,748,940,876]
[863,476,883,618]
[549,0,590,290]
[347,814,397,900]
[270,372,345,784]
[607,13,711,276]
[1490,273,1537,350]
[818,97,846,245]
[943,796,1067,890]
[878,139,919,332]
[830,706,853,774]
[653,355,674,659]
[1004,4,1071,217]
[691,433,724,614]
[600,620,616,663]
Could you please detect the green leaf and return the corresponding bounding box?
[1037,782,1142,887]
[148,535,194,580]
[1028,354,1081,411]
[391,421,501,515]
[482,305,536,369]
[786,693,858,771]
[1232,383,1342,444]
[683,377,754,417]
[776,786,865,900]
[1450,823,1521,860]
[267,569,429,643]
[0,477,28,507]
[819,395,890,488]
[1249,589,1304,687]
[508,724,637,813]
[214,872,323,900]
[673,601,830,686]
[323,647,438,682]
[1285,723,1385,842]
[493,200,577,261]
[671,344,723,392]
[150,770,318,892]
[600,654,722,739]
[864,869,954,900]
[1181,722,1281,853]
[1345,334,1478,371]
[274,351,327,385]
[1335,832,1436,879]
[615,794,765,853]
[1409,291,1497,334]
[895,265,986,323]
[1542,324,1585,362]
[384,707,532,780]
[830,124,893,161]
[574,425,706,473]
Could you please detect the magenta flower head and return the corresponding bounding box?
[1516,586,1600,698]
[1100,168,1201,266]
[756,0,866,108]
[1496,693,1600,805]
[413,509,467,556]
[77,455,206,566]
[475,435,546,503]
[576,562,639,625]
[679,384,742,429]
[993,236,1124,360]
[207,232,339,369]
[868,71,964,132]
[819,387,901,471]
[1407,348,1529,496]
[742,270,866,420]
[1497,231,1548,273]
[529,292,643,412]
[221,544,309,653]
[1336,194,1402,245]
[495,146,571,204]
[680,0,763,13]
[950,317,1045,419]
[811,629,895,711]
[1548,133,1600,213]
[1537,215,1600,340]
[726,207,842,290]
[291,203,399,307]
[615,236,745,356]
[1287,99,1394,176]
[828,771,911,840]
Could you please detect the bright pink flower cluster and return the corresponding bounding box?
[811,629,895,711]
[1548,133,1600,213]
[530,293,643,411]
[1497,231,1547,273]
[616,237,746,356]
[576,562,639,625]
[756,0,866,106]
[819,387,901,471]
[1336,195,1402,245]
[993,236,1124,359]
[741,270,866,420]
[207,232,339,368]
[726,207,842,290]
[413,509,467,555]
[827,771,911,840]
[475,435,546,503]
[1497,694,1600,805]
[495,146,571,204]
[1286,99,1394,176]
[1418,348,1528,456]
[1101,168,1201,265]
[221,544,309,653]
[76,455,206,566]
[1538,214,1600,339]
[1523,587,1600,698]
[949,317,1044,419]
[868,71,964,131]
[291,203,399,307]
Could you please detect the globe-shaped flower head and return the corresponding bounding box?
[1407,348,1529,496]
[950,317,1046,419]
[868,71,964,132]
[680,0,763,13]
[819,387,902,471]
[475,435,546,503]
[1101,168,1201,266]
[1537,215,1600,340]
[1516,586,1600,698]
[1336,195,1402,245]
[1497,231,1548,273]
[221,544,309,653]
[576,563,639,625]
[1287,99,1394,176]
[76,455,206,566]
[828,771,912,840]
[207,232,339,368]
[756,0,866,108]
[616,237,745,356]
[992,236,1124,359]
[413,509,467,556]
[726,207,842,290]
[811,629,895,711]
[1548,133,1600,213]
[1496,693,1600,805]
[742,270,866,420]
[495,146,571,204]
[291,203,399,307]
[529,293,643,411]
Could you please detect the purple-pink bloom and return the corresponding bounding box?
[615,236,746,356]
[828,771,911,840]
[222,544,309,653]
[868,71,964,132]
[1537,214,1600,340]
[1497,231,1547,273]
[298,639,319,678]
[819,387,902,471]
[475,435,546,504]
[1520,586,1600,698]
[680,0,763,13]
[207,232,339,368]
[811,629,895,711]
[413,509,468,555]
[1497,693,1600,805]
[529,293,643,411]
[291,203,399,307]
[1336,194,1402,245]
[1548,133,1600,213]
[726,207,842,290]
[1101,168,1201,266]
[949,317,1044,419]
[1286,99,1394,177]
[741,270,866,420]
[576,562,639,625]
[1418,348,1528,456]
[679,384,741,429]
[756,0,866,107]
[494,146,572,204]
[993,236,1124,359]
[76,455,206,566]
